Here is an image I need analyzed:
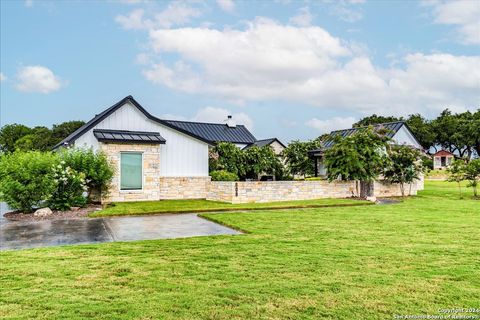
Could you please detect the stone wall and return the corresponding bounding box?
[208,178,424,203]
[101,143,161,203]
[208,180,357,204]
[159,177,211,200]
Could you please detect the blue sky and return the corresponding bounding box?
[1,0,479,143]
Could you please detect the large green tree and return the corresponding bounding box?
[51,120,85,145]
[405,114,436,151]
[324,127,391,198]
[353,115,402,127]
[244,146,283,180]
[14,126,53,151]
[283,139,321,178]
[0,124,32,153]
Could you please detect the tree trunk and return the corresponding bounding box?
[360,180,374,199]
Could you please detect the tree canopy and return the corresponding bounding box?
[0,121,85,153]
[352,109,480,157]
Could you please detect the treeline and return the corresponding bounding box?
[0,121,85,153]
[351,109,480,158]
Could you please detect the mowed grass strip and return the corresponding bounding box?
[91,198,371,217]
[1,181,479,320]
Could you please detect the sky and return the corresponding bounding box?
[0,0,479,143]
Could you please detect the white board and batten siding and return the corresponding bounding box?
[74,102,209,177]
[391,125,422,149]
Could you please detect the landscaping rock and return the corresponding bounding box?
[34,207,53,217]
[366,196,377,203]
[71,207,80,211]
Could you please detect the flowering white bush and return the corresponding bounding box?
[49,161,87,210]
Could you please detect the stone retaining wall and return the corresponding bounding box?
[159,177,211,200]
[208,178,424,203]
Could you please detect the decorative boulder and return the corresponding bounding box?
[70,207,80,211]
[366,196,377,203]
[34,207,53,217]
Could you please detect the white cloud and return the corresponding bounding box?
[24,0,33,8]
[163,106,254,130]
[329,0,364,23]
[306,116,356,134]
[425,0,480,45]
[116,2,202,30]
[0,72,6,82]
[15,65,64,94]
[216,0,235,13]
[289,7,313,27]
[118,13,478,117]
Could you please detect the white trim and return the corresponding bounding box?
[119,151,144,192]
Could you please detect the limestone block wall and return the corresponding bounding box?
[206,181,235,202]
[208,180,356,203]
[101,143,161,203]
[159,177,211,200]
[208,178,424,203]
[373,180,420,197]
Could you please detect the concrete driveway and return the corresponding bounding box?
[0,213,240,250]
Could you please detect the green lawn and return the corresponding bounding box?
[1,181,479,319]
[92,198,371,217]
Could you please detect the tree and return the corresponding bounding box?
[0,124,32,153]
[324,127,391,198]
[14,126,53,151]
[447,159,466,198]
[353,115,402,128]
[405,114,435,152]
[244,146,283,179]
[469,110,480,158]
[464,159,480,198]
[432,109,475,158]
[51,120,85,145]
[283,139,321,178]
[209,142,246,178]
[383,145,423,196]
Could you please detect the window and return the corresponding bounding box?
[120,152,143,190]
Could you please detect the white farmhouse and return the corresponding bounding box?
[308,122,423,177]
[54,96,283,202]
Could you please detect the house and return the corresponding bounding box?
[432,150,455,170]
[243,138,286,155]
[308,121,423,177]
[53,95,283,202]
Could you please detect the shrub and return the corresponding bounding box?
[465,159,480,198]
[0,151,57,212]
[48,161,87,211]
[447,159,466,198]
[59,148,114,201]
[383,145,423,197]
[210,170,239,181]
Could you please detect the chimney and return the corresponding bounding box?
[226,115,236,128]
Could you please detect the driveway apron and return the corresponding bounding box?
[1,212,240,250]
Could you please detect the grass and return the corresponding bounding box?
[425,169,450,180]
[1,181,479,319]
[91,198,371,217]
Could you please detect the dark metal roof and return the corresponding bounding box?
[309,121,417,155]
[244,138,286,149]
[93,129,166,144]
[53,95,247,149]
[162,119,257,145]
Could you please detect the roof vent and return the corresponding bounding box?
[226,115,236,128]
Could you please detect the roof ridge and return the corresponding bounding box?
[330,120,405,133]
[164,118,248,128]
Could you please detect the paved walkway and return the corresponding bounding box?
[0,213,240,250]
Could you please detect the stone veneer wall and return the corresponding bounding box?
[101,143,161,203]
[159,177,211,200]
[208,178,424,203]
[208,180,357,204]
